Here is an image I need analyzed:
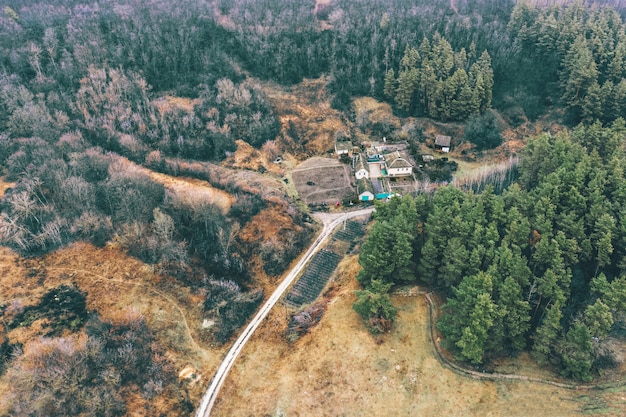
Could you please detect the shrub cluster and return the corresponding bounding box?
[203,280,264,344]
[464,110,503,151]
[3,312,176,416]
[286,303,327,342]
[10,285,88,337]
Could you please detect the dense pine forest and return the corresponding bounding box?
[357,122,626,381]
[1,0,626,415]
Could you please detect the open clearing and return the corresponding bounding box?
[211,256,626,417]
[0,242,225,415]
[291,157,354,204]
[146,170,234,213]
[261,77,348,157]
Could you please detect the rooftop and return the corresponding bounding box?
[357,177,375,194]
[385,151,412,169]
[356,157,368,172]
[435,135,451,147]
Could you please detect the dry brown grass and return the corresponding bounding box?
[238,206,297,245]
[237,201,319,295]
[353,96,401,133]
[166,158,290,206]
[147,169,234,213]
[223,139,286,177]
[0,177,14,199]
[211,256,626,417]
[107,156,236,213]
[152,95,201,115]
[0,151,311,415]
[0,243,227,415]
[261,78,349,157]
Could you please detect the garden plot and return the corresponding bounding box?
[283,249,342,308]
[388,175,418,194]
[284,220,367,309]
[291,157,354,204]
[332,220,366,252]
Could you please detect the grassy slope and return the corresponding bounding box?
[0,242,226,415]
[212,256,626,417]
[0,154,304,414]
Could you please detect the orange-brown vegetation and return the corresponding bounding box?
[239,206,298,245]
[165,158,289,206]
[262,78,349,157]
[0,243,226,416]
[211,256,625,417]
[0,178,14,199]
[152,96,201,115]
[238,204,316,289]
[148,170,234,213]
[223,139,285,176]
[353,97,401,133]
[109,156,235,213]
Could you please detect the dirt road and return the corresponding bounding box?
[194,207,375,417]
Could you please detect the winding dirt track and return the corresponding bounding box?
[46,266,210,361]
[418,290,625,391]
[194,207,375,417]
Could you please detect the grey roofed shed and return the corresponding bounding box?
[435,135,451,153]
[435,135,451,147]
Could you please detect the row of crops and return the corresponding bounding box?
[283,220,366,308]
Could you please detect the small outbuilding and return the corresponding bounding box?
[435,135,451,153]
[366,147,382,162]
[368,140,386,153]
[357,177,375,201]
[335,140,353,158]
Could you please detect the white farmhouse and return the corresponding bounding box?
[355,156,369,179]
[385,151,413,177]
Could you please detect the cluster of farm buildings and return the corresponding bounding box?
[335,135,451,201]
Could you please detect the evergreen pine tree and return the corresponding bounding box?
[383,68,396,99]
[561,36,599,119]
[438,272,498,364]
